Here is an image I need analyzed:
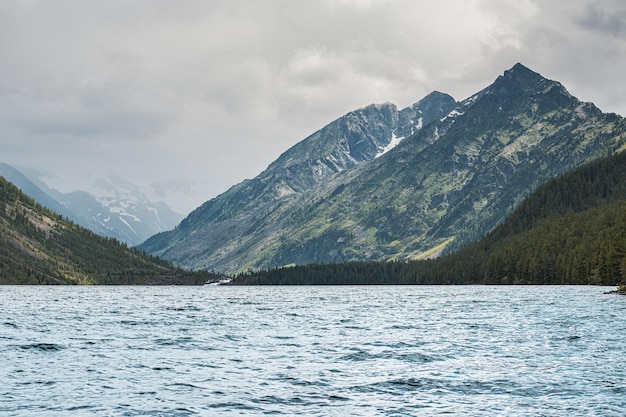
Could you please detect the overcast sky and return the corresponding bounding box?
[1,0,625,211]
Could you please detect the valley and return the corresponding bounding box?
[3,63,626,286]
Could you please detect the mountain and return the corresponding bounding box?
[3,167,184,246]
[233,150,626,286]
[140,92,456,269]
[59,176,185,246]
[0,176,219,285]
[141,63,626,274]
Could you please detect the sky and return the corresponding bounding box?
[1,0,626,212]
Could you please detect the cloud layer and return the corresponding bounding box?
[1,0,625,209]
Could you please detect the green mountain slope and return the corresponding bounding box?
[234,150,626,285]
[145,63,626,274]
[444,149,626,286]
[140,92,456,271]
[0,177,217,285]
[295,64,626,265]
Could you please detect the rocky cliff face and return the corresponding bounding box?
[141,64,626,273]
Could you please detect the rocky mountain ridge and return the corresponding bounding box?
[141,91,456,267]
[140,64,626,274]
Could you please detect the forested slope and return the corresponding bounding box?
[0,177,218,285]
[234,150,626,286]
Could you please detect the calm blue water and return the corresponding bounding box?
[1,285,625,416]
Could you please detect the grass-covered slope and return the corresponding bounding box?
[234,150,626,286]
[0,177,218,285]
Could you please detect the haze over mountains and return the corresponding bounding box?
[0,164,184,246]
[0,175,216,285]
[140,63,626,274]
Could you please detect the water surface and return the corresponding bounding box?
[1,285,624,416]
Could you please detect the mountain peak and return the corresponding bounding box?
[467,63,576,113]
[423,90,454,100]
[141,63,622,274]
[506,62,538,76]
[498,63,548,89]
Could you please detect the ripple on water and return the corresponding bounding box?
[17,342,64,352]
[0,285,624,416]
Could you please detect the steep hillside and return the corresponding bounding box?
[141,92,456,269]
[1,166,183,246]
[0,176,217,285]
[143,63,626,274]
[234,150,626,286]
[442,149,626,286]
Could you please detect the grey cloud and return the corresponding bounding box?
[0,0,625,205]
[576,1,626,37]
[1,80,171,140]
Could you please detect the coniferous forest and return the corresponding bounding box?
[233,150,626,286]
[0,177,220,285]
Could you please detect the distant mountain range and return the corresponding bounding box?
[140,63,626,274]
[0,164,183,246]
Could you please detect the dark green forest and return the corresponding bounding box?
[0,177,219,285]
[234,150,626,286]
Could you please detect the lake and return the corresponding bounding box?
[1,285,625,416]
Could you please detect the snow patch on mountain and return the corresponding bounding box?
[376,133,405,158]
[15,169,186,246]
[440,109,464,122]
[118,217,138,236]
